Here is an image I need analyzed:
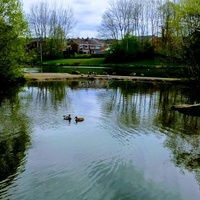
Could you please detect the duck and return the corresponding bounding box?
[63,114,72,120]
[74,116,84,122]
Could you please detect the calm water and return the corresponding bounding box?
[0,80,200,200]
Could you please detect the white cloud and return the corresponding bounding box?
[22,0,109,38]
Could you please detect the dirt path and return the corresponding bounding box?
[25,72,183,82]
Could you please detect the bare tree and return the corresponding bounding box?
[28,1,49,62]
[98,0,181,40]
[28,1,76,60]
[97,11,119,39]
[49,3,75,38]
[147,0,161,36]
[98,0,142,39]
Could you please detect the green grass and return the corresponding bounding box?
[43,57,162,69]
[42,53,162,67]
[126,59,160,66]
[43,58,105,66]
[40,57,185,77]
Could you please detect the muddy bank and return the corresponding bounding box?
[25,73,183,83]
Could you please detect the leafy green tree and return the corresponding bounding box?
[47,13,69,59]
[158,1,178,57]
[0,0,29,84]
[105,35,154,63]
[172,0,200,79]
[47,25,66,59]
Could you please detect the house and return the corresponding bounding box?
[27,38,40,50]
[68,37,110,54]
[26,38,47,54]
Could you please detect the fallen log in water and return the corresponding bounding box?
[171,104,200,117]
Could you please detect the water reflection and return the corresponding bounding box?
[1,80,200,199]
[0,87,31,194]
[29,82,68,106]
[87,160,182,200]
[101,80,200,187]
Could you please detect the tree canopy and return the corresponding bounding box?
[0,0,29,84]
[98,0,200,79]
[105,35,154,63]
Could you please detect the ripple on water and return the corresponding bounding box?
[0,174,19,200]
[78,155,122,199]
[97,114,144,146]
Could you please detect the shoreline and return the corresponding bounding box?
[25,72,183,83]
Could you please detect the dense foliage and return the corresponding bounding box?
[176,0,200,80]
[105,35,154,63]
[0,0,29,85]
[98,0,200,80]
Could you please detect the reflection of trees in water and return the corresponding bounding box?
[164,128,200,185]
[0,131,29,183]
[180,84,200,104]
[155,82,200,133]
[100,81,162,127]
[28,80,200,182]
[100,81,200,186]
[155,83,200,132]
[153,83,200,186]
[99,82,138,126]
[157,83,200,123]
[28,82,69,110]
[0,87,31,190]
[111,87,139,126]
[154,84,181,127]
[0,86,21,107]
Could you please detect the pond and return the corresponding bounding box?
[0,80,200,200]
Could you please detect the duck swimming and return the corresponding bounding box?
[74,116,84,122]
[63,114,72,120]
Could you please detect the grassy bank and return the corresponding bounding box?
[41,57,185,78]
[43,57,105,66]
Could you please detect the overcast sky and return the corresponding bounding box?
[22,0,109,38]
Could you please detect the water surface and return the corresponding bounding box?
[0,80,200,200]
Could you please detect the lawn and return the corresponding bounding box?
[43,57,105,66]
[43,57,162,67]
[41,57,184,77]
[126,59,160,66]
